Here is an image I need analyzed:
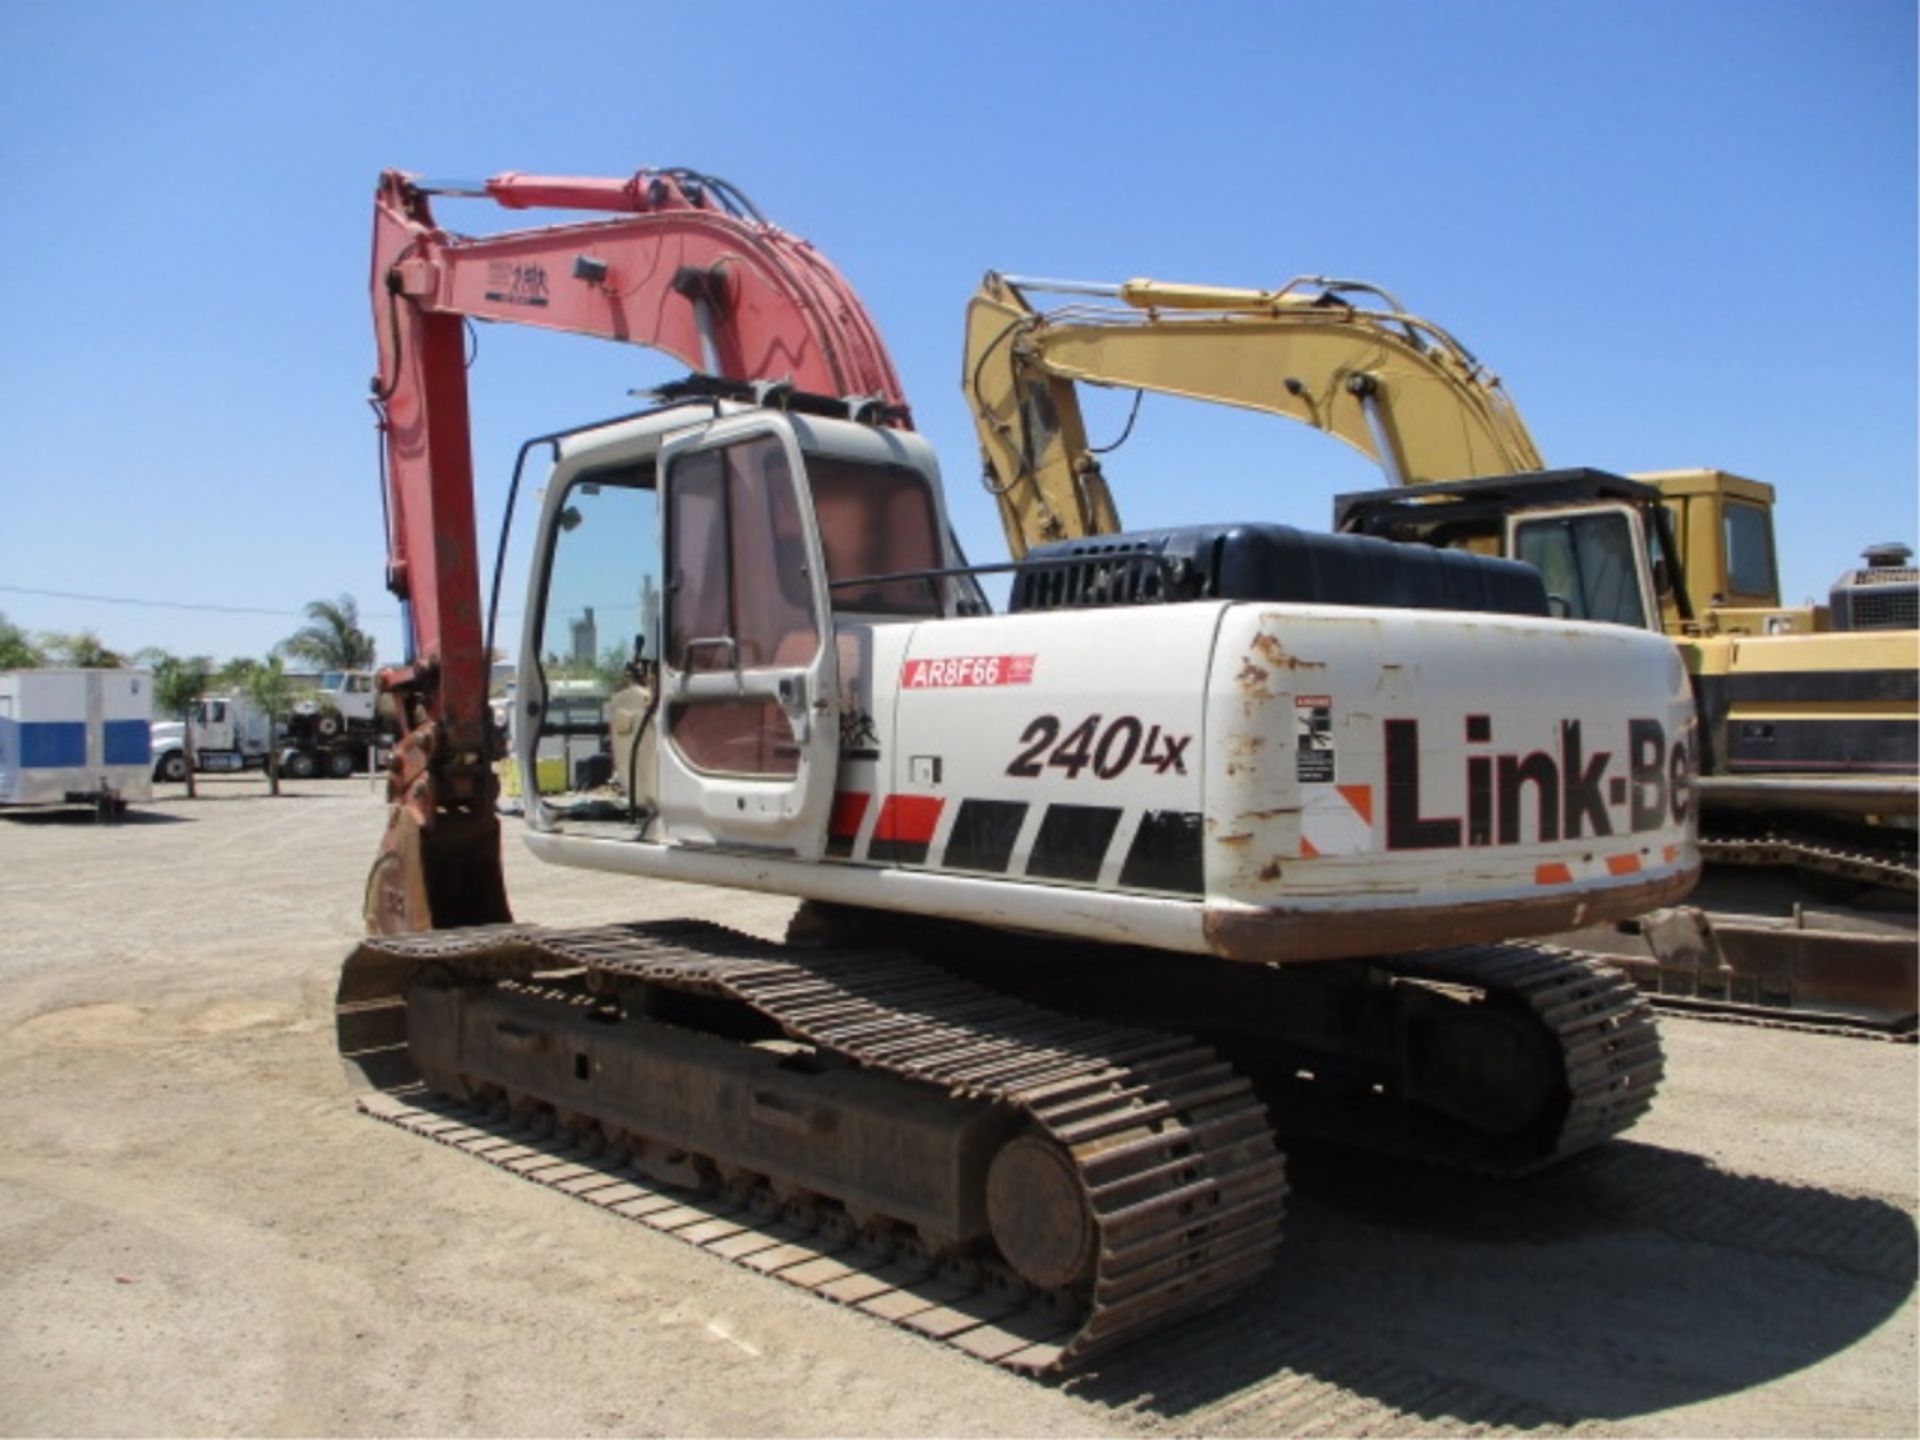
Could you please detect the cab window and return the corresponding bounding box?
[664,435,819,777]
[532,463,660,800]
[667,436,819,672]
[1514,510,1648,628]
[1724,501,1777,600]
[808,457,945,616]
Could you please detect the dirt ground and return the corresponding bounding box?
[1,777,1914,1437]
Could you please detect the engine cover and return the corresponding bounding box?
[1010,522,1548,618]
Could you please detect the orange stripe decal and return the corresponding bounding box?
[1299,836,1321,859]
[1606,853,1643,876]
[1336,783,1374,826]
[1535,862,1573,886]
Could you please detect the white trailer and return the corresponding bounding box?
[0,668,155,811]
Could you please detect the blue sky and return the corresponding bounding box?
[2,0,1913,665]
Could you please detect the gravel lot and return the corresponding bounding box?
[2,777,1914,1437]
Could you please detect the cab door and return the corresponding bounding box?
[654,417,839,857]
[196,699,233,753]
[1508,504,1659,631]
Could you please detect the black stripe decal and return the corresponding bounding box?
[1689,675,1728,774]
[868,836,933,866]
[1027,805,1124,883]
[941,799,1029,874]
[1727,718,1918,772]
[1119,810,1205,895]
[1723,669,1919,705]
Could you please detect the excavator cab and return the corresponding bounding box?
[516,401,955,858]
[1507,502,1663,629]
[1334,469,1684,632]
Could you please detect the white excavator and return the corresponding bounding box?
[338,170,1694,1372]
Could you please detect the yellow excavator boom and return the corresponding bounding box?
[965,271,1544,556]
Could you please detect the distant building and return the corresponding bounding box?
[569,607,597,666]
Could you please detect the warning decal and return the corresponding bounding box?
[1295,694,1334,783]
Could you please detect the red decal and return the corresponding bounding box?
[874,794,944,845]
[829,791,871,840]
[1605,853,1643,876]
[1534,862,1573,886]
[902,654,1036,689]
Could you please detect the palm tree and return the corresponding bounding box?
[239,655,292,797]
[281,595,376,671]
[41,630,123,667]
[214,655,260,688]
[146,650,212,799]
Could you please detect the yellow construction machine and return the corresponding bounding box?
[965,272,1917,1029]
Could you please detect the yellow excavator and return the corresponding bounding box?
[965,271,1917,1029]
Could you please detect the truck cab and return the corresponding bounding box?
[151,692,274,777]
[312,670,379,726]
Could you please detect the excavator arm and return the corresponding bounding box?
[964,271,1543,556]
[365,168,909,934]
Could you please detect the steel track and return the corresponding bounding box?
[1232,943,1666,1178]
[1642,993,1917,1043]
[1701,827,1917,895]
[339,919,1287,1373]
[336,924,1668,1370]
[1380,945,1666,1173]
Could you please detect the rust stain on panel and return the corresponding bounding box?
[1250,631,1325,671]
[1251,632,1289,668]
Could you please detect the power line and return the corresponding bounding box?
[0,583,400,621]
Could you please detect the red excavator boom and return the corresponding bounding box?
[364,167,909,933]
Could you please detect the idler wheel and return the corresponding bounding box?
[986,1134,1096,1291]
